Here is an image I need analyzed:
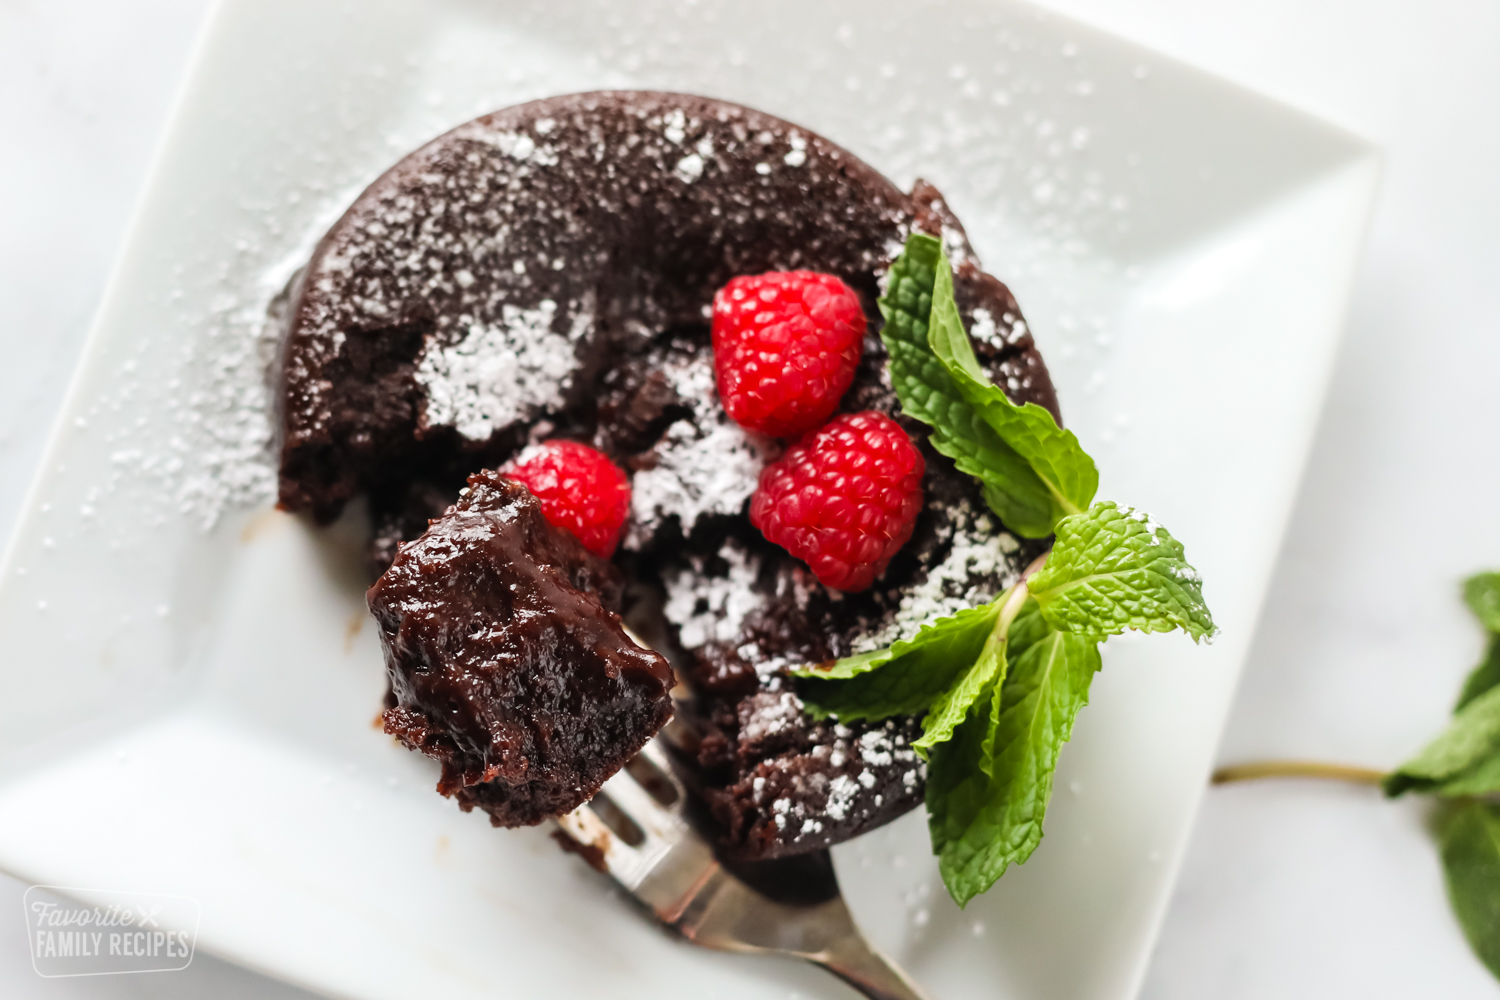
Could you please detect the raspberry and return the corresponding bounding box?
[750,411,925,592]
[503,440,631,558]
[712,270,866,437]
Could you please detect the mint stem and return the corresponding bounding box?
[1211,760,1388,787]
[1019,551,1050,583]
[969,580,1031,683]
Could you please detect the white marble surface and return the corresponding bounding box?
[2,0,1497,997]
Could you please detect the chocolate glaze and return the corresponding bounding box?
[278,92,1058,856]
[368,471,674,826]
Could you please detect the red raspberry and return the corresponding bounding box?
[503,440,630,558]
[712,270,866,437]
[750,412,925,592]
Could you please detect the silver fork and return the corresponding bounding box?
[553,730,931,1000]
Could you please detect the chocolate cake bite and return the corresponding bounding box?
[276,92,1060,854]
[368,471,674,826]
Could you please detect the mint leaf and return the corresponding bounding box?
[1466,573,1500,633]
[1385,684,1500,796]
[1437,801,1500,980]
[929,246,1098,521]
[1458,637,1500,711]
[1027,501,1216,641]
[923,684,992,900]
[912,587,1028,755]
[927,606,1101,906]
[792,601,1002,723]
[912,629,1006,756]
[877,235,1055,537]
[1433,750,1500,797]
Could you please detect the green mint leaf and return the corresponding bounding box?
[998,596,1055,665]
[912,587,1028,755]
[1465,572,1500,633]
[1458,637,1500,712]
[923,690,994,904]
[1432,750,1500,797]
[1437,801,1500,980]
[1385,684,1500,796]
[1027,501,1216,641]
[927,606,1102,906]
[928,245,1098,521]
[877,234,1055,537]
[912,631,1006,756]
[792,601,1002,723]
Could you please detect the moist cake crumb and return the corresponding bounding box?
[368,471,674,826]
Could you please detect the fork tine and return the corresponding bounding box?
[554,734,695,890]
[634,733,680,777]
[555,797,658,888]
[627,738,688,809]
[657,714,699,754]
[598,766,678,842]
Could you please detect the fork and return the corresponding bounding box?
[553,730,931,999]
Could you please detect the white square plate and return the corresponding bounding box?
[0,1,1377,997]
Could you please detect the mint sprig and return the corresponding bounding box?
[1215,570,1500,986]
[792,233,1213,905]
[877,235,1057,538]
[1395,573,1500,980]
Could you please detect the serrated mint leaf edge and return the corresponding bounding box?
[791,600,1003,682]
[1029,501,1217,642]
[928,244,1099,522]
[931,625,1102,907]
[876,233,1058,539]
[912,640,1004,757]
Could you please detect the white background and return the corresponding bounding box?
[2,1,1498,998]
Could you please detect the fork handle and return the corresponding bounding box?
[813,936,932,1000]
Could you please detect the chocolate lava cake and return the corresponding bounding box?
[273,92,1060,857]
[368,471,674,825]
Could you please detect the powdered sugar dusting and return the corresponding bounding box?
[824,774,859,821]
[417,297,593,440]
[663,540,765,648]
[970,306,1029,352]
[627,354,769,545]
[747,718,925,846]
[451,123,559,166]
[86,202,361,531]
[740,690,804,748]
[630,416,765,541]
[853,501,1023,652]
